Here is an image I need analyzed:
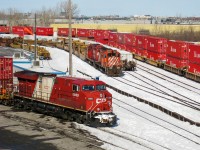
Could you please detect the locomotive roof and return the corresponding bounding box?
[58,76,105,84]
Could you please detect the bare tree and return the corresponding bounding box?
[37,7,56,26]
[7,8,24,26]
[59,0,79,18]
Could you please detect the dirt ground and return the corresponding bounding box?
[0,105,104,150]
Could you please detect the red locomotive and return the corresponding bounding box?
[13,71,117,126]
[86,44,122,76]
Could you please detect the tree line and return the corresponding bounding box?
[0,0,79,27]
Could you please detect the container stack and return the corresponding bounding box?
[188,44,200,75]
[166,40,188,70]
[0,56,13,99]
[146,36,167,66]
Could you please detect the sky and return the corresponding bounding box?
[1,0,200,17]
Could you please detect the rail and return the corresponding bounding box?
[77,69,200,127]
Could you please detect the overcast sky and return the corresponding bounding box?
[1,0,199,17]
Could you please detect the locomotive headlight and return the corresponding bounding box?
[97,108,100,112]
[88,98,93,100]
[100,94,103,98]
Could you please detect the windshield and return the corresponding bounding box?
[96,85,106,90]
[82,85,95,91]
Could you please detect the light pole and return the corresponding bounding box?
[68,0,73,76]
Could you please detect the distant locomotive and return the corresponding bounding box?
[12,71,117,126]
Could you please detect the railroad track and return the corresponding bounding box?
[113,75,200,111]
[112,97,200,145]
[137,64,200,95]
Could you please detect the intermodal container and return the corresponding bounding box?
[36,27,53,36]
[135,35,148,49]
[57,28,76,37]
[108,32,118,42]
[107,41,117,47]
[166,40,188,59]
[146,37,167,53]
[188,44,200,64]
[77,28,94,38]
[188,62,200,75]
[124,33,136,46]
[94,29,110,40]
[135,48,148,57]
[12,26,33,36]
[95,39,108,45]
[147,51,166,62]
[117,43,126,50]
[117,33,126,44]
[166,56,188,69]
[126,45,136,53]
[0,26,10,34]
[0,56,13,80]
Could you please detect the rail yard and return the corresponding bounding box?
[0,1,200,150]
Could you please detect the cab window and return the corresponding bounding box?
[82,85,95,91]
[73,84,80,92]
[96,85,106,90]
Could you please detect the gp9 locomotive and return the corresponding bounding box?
[13,71,117,126]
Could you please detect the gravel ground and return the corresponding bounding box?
[0,105,104,150]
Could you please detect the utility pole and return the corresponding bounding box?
[34,13,37,61]
[68,0,73,76]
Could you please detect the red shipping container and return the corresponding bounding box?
[166,56,188,69]
[124,33,136,46]
[0,26,10,34]
[135,48,148,57]
[135,35,148,49]
[146,36,167,53]
[0,56,13,80]
[166,40,188,59]
[77,29,93,37]
[147,51,166,62]
[188,44,200,64]
[57,28,76,37]
[117,43,126,50]
[108,32,118,42]
[36,27,53,36]
[117,33,126,44]
[188,62,200,75]
[94,29,110,39]
[12,26,33,36]
[95,39,108,45]
[107,41,117,48]
[126,45,136,53]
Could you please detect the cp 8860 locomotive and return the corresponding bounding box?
[13,71,117,126]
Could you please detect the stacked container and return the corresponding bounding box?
[135,35,148,58]
[188,44,200,75]
[166,40,188,69]
[107,32,118,47]
[146,36,167,63]
[124,33,136,53]
[0,56,13,97]
[12,26,33,37]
